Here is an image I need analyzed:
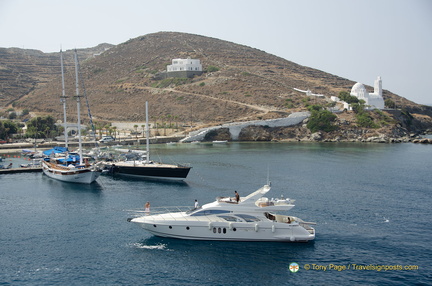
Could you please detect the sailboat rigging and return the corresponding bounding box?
[41,49,101,184]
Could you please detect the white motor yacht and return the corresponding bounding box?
[128,184,315,242]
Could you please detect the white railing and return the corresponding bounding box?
[126,206,222,223]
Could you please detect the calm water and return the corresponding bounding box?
[1,142,431,285]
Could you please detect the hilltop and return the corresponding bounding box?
[1,32,432,140]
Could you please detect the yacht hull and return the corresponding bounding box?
[133,220,314,242]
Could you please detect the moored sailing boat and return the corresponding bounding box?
[103,102,191,180]
[42,50,101,184]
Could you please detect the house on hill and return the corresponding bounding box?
[154,58,203,80]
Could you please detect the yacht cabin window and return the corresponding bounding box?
[218,215,241,222]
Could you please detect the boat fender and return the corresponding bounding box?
[208,222,212,230]
[229,222,233,230]
[254,223,259,232]
[271,225,275,233]
[290,236,295,242]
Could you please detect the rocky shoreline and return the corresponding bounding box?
[181,112,432,144]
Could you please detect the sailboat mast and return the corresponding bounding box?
[145,101,150,164]
[74,50,83,165]
[60,50,68,149]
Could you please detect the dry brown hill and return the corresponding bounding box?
[3,32,432,133]
[0,44,113,107]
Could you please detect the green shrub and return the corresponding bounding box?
[385,99,396,109]
[307,109,337,133]
[338,91,359,104]
[152,78,189,88]
[207,66,220,72]
[356,112,379,128]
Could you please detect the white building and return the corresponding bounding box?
[167,58,202,72]
[350,76,385,109]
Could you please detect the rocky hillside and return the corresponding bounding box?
[2,32,432,137]
[0,44,113,107]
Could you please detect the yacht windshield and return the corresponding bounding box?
[190,209,230,216]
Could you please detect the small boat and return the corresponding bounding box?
[103,102,191,180]
[212,140,228,144]
[128,184,316,242]
[0,163,13,169]
[41,50,101,184]
[20,159,42,168]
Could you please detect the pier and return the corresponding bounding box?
[0,167,42,174]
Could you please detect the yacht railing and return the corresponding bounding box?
[126,206,222,222]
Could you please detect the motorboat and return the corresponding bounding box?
[128,184,315,242]
[212,140,228,144]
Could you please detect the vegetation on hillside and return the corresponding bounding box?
[25,116,60,139]
[151,78,190,88]
[0,120,19,141]
[306,105,338,133]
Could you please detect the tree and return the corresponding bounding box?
[8,112,17,120]
[385,99,396,109]
[134,124,138,139]
[25,116,58,138]
[112,126,117,140]
[21,109,30,117]
[307,108,338,133]
[0,120,19,140]
[338,91,359,104]
[351,100,366,114]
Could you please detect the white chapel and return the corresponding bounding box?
[350,76,385,109]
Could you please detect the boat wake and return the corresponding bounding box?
[129,242,170,251]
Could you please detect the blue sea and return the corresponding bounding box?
[1,142,431,285]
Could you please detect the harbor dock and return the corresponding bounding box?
[0,167,42,174]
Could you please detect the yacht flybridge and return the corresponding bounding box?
[128,184,315,242]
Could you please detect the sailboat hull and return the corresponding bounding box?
[42,161,101,184]
[105,163,191,180]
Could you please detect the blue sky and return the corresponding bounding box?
[1,0,431,105]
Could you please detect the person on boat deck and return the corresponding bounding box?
[144,201,150,214]
[194,199,199,209]
[235,191,240,203]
